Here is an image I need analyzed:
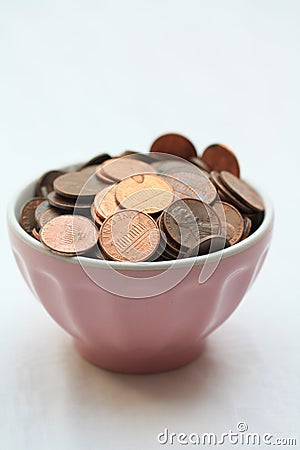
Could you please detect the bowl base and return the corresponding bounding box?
[73,339,206,374]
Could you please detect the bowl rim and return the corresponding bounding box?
[7,177,274,271]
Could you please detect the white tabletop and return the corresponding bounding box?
[1,1,299,449]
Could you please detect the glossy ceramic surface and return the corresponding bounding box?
[7,180,274,373]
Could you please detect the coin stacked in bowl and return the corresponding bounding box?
[19,134,264,262]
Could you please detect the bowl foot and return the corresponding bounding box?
[73,339,206,374]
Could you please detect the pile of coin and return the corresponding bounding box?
[20,133,264,262]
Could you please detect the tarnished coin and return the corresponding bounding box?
[95,184,119,219]
[54,172,107,198]
[115,174,174,214]
[150,133,197,159]
[20,198,45,235]
[78,165,99,176]
[99,210,160,262]
[189,157,211,173]
[247,211,264,233]
[163,199,221,249]
[201,144,240,177]
[160,174,199,199]
[100,158,156,182]
[220,171,264,212]
[80,153,111,169]
[151,159,191,174]
[48,191,92,211]
[210,171,254,214]
[35,200,50,226]
[168,171,217,204]
[39,206,63,228]
[40,215,98,256]
[241,216,252,240]
[198,235,229,255]
[213,201,244,245]
[35,170,65,197]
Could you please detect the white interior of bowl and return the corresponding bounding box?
[7,172,274,271]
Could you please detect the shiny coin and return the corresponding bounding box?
[95,184,119,219]
[40,215,98,256]
[150,133,197,159]
[99,210,160,262]
[20,197,45,235]
[220,171,264,212]
[202,144,240,177]
[90,204,104,227]
[115,174,174,214]
[163,198,221,250]
[32,228,41,241]
[213,201,244,245]
[35,170,65,197]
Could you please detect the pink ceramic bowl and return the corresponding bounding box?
[7,179,274,374]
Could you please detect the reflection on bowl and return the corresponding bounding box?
[7,179,273,374]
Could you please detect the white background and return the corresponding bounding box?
[1,1,300,449]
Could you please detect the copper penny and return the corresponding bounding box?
[247,211,264,233]
[39,206,63,228]
[20,197,45,235]
[198,235,229,255]
[78,165,99,176]
[115,174,174,214]
[32,228,41,241]
[35,200,50,227]
[163,198,221,249]
[150,133,197,159]
[35,170,65,197]
[99,210,160,262]
[241,216,252,240]
[160,174,199,199]
[95,184,119,219]
[213,201,244,245]
[90,204,104,227]
[201,144,240,177]
[189,156,211,173]
[210,171,254,214]
[40,215,98,256]
[220,171,264,212]
[168,171,217,204]
[80,153,111,169]
[95,160,117,183]
[48,191,92,211]
[101,158,156,182]
[151,159,191,175]
[54,172,107,199]
[93,186,113,215]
